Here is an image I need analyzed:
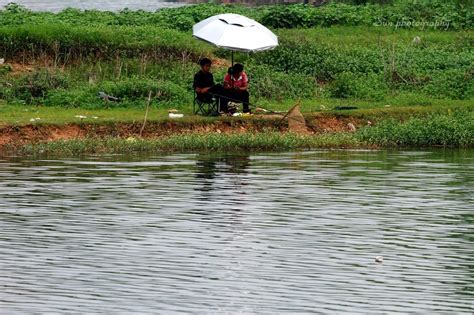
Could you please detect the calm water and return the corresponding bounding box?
[0,0,293,12]
[0,149,473,313]
[0,0,187,12]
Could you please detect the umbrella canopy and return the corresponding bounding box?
[192,13,278,53]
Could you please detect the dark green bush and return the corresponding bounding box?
[329,71,388,100]
[9,70,70,104]
[1,2,471,30]
[246,64,318,100]
[0,24,211,62]
[44,77,190,108]
[44,87,97,108]
[422,68,474,100]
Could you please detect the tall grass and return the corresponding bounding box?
[14,132,360,156]
[0,24,211,63]
[357,110,474,147]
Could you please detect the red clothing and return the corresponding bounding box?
[224,72,248,88]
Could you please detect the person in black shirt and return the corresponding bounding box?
[193,58,228,112]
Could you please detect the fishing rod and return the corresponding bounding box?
[206,92,317,133]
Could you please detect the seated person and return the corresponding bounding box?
[193,58,228,111]
[223,63,250,113]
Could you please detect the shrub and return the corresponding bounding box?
[10,69,69,104]
[329,71,388,100]
[246,64,318,101]
[422,68,474,100]
[357,110,474,147]
[44,78,190,108]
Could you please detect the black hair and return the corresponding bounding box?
[199,58,212,67]
[232,63,244,74]
[227,66,233,75]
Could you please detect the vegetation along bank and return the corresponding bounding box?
[0,1,472,155]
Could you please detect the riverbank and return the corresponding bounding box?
[1,103,472,156]
[1,2,472,156]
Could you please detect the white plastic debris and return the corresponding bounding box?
[375,256,384,263]
[347,122,357,132]
[169,113,183,118]
[0,58,4,65]
[232,112,243,117]
[30,117,41,122]
[74,115,87,119]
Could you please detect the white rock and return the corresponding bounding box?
[412,36,421,45]
[347,122,357,132]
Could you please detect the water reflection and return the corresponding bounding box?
[0,149,473,313]
[195,153,250,191]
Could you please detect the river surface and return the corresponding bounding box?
[0,0,187,12]
[0,149,473,313]
[0,0,294,12]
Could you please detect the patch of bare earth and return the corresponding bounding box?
[0,115,366,150]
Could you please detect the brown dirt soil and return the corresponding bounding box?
[310,115,365,133]
[0,115,363,150]
[9,62,35,74]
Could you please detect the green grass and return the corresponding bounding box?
[12,132,361,156]
[357,110,474,147]
[0,103,171,126]
[276,26,473,49]
[1,95,473,126]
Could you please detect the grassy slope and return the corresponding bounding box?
[0,3,472,154]
[1,97,473,126]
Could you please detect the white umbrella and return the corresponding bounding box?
[193,13,278,64]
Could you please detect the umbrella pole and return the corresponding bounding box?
[231,51,233,67]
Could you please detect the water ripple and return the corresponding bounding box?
[0,149,473,313]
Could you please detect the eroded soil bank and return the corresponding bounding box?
[0,114,363,149]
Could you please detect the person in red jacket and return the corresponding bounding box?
[224,63,250,113]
